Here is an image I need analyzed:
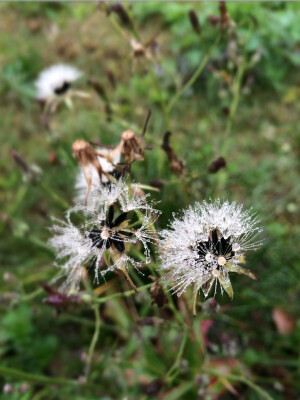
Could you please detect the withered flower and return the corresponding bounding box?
[110,109,152,168]
[106,3,132,27]
[130,35,159,67]
[219,2,232,30]
[112,130,145,164]
[75,146,121,204]
[161,131,187,176]
[72,140,110,204]
[189,10,201,35]
[208,157,226,173]
[209,2,235,31]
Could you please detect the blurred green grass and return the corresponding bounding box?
[0,2,299,399]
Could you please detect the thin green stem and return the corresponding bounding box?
[148,68,171,130]
[93,283,152,304]
[167,35,221,113]
[220,57,247,159]
[39,182,70,210]
[21,287,44,301]
[0,365,78,387]
[85,303,101,378]
[167,329,189,379]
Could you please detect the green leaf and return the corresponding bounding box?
[218,274,234,300]
[226,264,259,281]
[164,382,195,400]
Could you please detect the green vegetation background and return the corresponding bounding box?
[0,2,299,399]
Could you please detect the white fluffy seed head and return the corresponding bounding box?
[49,179,159,292]
[159,199,262,298]
[35,64,82,100]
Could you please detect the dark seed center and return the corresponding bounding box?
[87,205,133,253]
[54,81,71,95]
[196,229,235,269]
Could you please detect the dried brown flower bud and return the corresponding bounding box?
[11,150,42,183]
[72,140,109,204]
[219,1,233,30]
[161,131,187,176]
[112,130,145,166]
[189,10,201,35]
[208,156,226,173]
[107,3,132,27]
[209,2,234,31]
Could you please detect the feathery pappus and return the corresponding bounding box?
[49,179,159,292]
[159,199,262,314]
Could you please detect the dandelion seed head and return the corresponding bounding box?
[159,199,262,299]
[49,179,159,291]
[35,64,82,100]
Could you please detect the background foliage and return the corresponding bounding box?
[0,2,299,399]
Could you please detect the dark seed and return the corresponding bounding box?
[111,212,128,228]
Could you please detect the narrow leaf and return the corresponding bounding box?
[218,274,233,299]
[226,264,259,281]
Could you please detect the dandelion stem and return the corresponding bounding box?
[21,287,44,301]
[167,34,221,113]
[148,68,171,130]
[93,283,152,304]
[85,303,101,378]
[166,329,189,379]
